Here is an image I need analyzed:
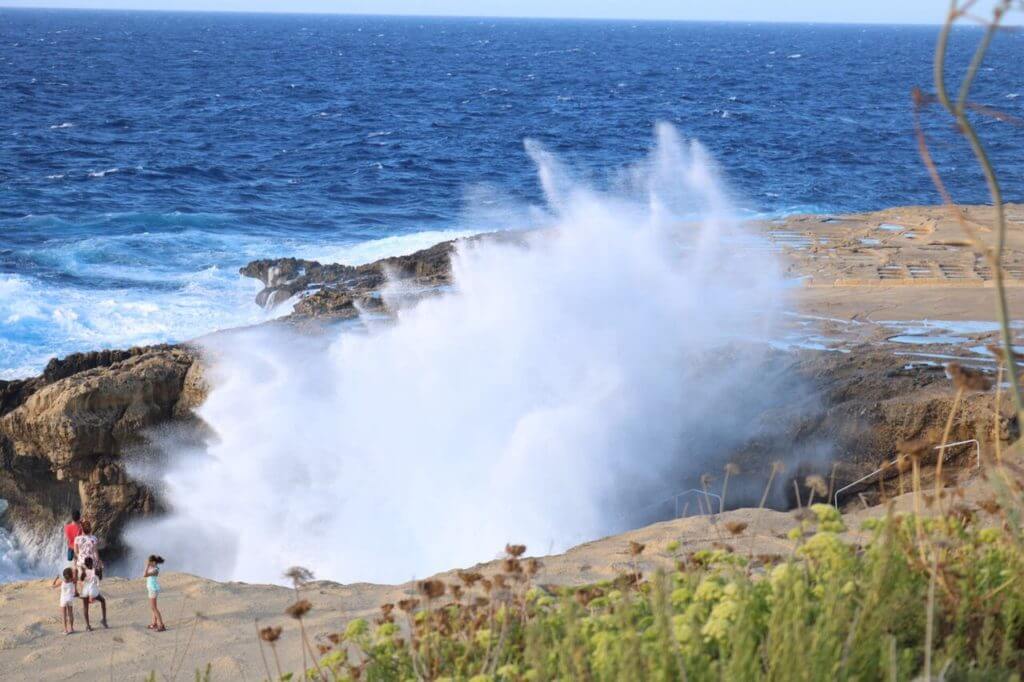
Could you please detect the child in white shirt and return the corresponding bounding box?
[78,556,108,630]
[51,567,77,635]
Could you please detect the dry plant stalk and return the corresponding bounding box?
[918,0,1024,428]
[720,463,740,514]
[758,460,784,509]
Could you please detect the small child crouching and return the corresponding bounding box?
[51,567,76,634]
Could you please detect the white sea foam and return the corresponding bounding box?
[126,124,789,585]
[87,167,121,178]
[0,500,62,582]
[295,229,484,266]
[0,264,271,380]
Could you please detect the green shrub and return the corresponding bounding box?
[262,502,1024,681]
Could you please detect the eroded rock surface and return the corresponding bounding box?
[0,346,206,554]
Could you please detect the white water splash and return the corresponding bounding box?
[126,124,787,585]
[0,500,63,582]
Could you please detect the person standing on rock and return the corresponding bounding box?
[63,510,83,565]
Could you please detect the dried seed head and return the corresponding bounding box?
[985,343,1024,363]
[574,586,604,606]
[327,633,342,645]
[457,571,483,586]
[398,598,419,613]
[805,475,828,497]
[978,497,1002,515]
[480,579,493,594]
[451,585,464,600]
[724,463,741,475]
[724,521,748,536]
[700,473,714,488]
[771,460,786,474]
[525,558,543,576]
[380,603,394,616]
[946,362,992,392]
[259,626,282,643]
[615,572,643,589]
[492,574,508,590]
[505,544,527,558]
[951,503,976,525]
[628,541,645,556]
[285,599,312,620]
[417,579,446,600]
[284,566,315,589]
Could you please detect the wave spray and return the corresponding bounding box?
[126,124,787,584]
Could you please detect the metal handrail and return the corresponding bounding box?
[633,488,724,520]
[672,489,723,518]
[832,438,981,508]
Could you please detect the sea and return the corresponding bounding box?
[1,9,1023,379]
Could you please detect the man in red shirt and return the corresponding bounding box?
[64,509,83,563]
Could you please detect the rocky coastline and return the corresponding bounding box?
[1,205,1021,565]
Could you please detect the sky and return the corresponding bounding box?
[0,0,1008,25]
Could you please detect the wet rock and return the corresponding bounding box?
[240,240,456,317]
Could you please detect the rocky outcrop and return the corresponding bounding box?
[240,240,456,318]
[0,346,206,555]
[716,347,1014,507]
[239,230,533,319]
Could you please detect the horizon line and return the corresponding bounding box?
[0,4,982,27]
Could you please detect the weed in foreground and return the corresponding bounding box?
[232,469,1024,680]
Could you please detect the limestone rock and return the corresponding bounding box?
[0,346,206,553]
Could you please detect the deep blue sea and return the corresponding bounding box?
[2,9,1023,378]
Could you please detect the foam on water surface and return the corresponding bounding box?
[0,221,492,379]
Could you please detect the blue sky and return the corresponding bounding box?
[0,0,1008,25]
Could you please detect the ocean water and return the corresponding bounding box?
[2,10,1024,377]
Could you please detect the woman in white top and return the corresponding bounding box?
[73,520,101,579]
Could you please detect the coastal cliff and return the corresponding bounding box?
[1,206,1022,562]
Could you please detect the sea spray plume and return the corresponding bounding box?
[125,124,791,585]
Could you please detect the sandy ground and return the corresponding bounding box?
[0,470,1002,681]
[2,509,802,680]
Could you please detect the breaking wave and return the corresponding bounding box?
[126,124,788,585]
